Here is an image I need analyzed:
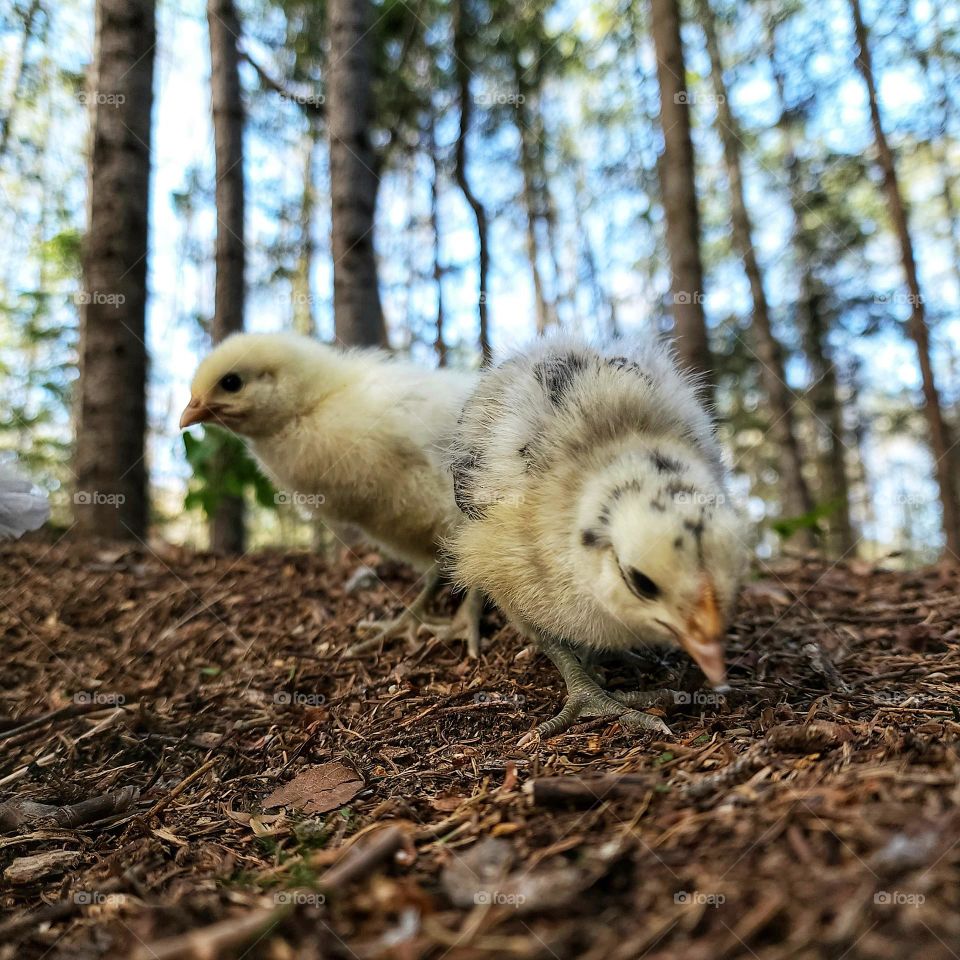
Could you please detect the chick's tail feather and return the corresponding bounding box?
[0,463,50,540]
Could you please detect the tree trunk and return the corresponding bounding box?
[74,0,154,541]
[207,0,246,554]
[327,0,387,348]
[426,112,447,367]
[510,65,555,336]
[0,0,42,160]
[766,16,855,555]
[698,0,815,539]
[849,0,960,561]
[452,0,492,364]
[293,120,320,338]
[649,0,712,392]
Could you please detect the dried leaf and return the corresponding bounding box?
[263,762,363,815]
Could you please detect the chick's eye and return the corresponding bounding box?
[219,373,243,392]
[624,567,660,601]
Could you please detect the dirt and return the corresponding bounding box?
[2,537,959,959]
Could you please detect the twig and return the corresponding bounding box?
[0,698,130,742]
[0,786,139,831]
[526,773,653,807]
[133,898,295,960]
[319,825,407,890]
[141,759,217,822]
[132,827,408,960]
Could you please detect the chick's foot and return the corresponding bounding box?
[519,633,674,747]
[418,588,484,658]
[347,569,446,656]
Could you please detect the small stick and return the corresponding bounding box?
[132,827,408,960]
[0,786,139,831]
[141,759,217,822]
[318,826,407,890]
[0,698,130,742]
[527,773,653,807]
[133,899,295,960]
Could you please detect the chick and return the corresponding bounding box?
[180,332,484,655]
[0,461,49,540]
[447,335,748,741]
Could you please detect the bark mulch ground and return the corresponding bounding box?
[2,538,959,959]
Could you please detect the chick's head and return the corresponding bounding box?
[180,333,333,438]
[574,442,747,685]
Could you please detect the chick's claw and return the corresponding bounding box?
[418,588,484,658]
[349,608,449,655]
[519,632,673,747]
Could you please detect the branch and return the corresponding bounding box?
[240,49,325,119]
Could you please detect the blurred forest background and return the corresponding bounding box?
[0,0,958,565]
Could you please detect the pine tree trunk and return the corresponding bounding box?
[293,120,320,338]
[452,0,492,364]
[207,0,246,554]
[649,0,712,391]
[74,0,154,541]
[426,113,447,367]
[698,0,815,540]
[766,17,855,555]
[0,0,42,159]
[850,0,960,561]
[328,0,386,348]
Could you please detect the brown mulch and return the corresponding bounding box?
[1,538,959,960]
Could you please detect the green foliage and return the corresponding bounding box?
[183,426,276,519]
[770,500,843,541]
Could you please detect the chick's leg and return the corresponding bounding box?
[520,632,673,747]
[419,587,484,658]
[349,568,449,654]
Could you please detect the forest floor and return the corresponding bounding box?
[2,538,959,960]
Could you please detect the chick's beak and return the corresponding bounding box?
[679,579,727,686]
[179,397,211,430]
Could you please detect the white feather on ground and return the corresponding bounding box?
[0,462,50,540]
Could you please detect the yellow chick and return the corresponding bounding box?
[181,332,483,655]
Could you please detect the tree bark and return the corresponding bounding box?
[293,119,320,338]
[74,0,154,541]
[766,16,855,555]
[207,0,246,554]
[452,0,492,364]
[698,0,815,539]
[849,0,960,561]
[426,112,447,367]
[327,0,387,348]
[649,0,712,392]
[0,0,42,160]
